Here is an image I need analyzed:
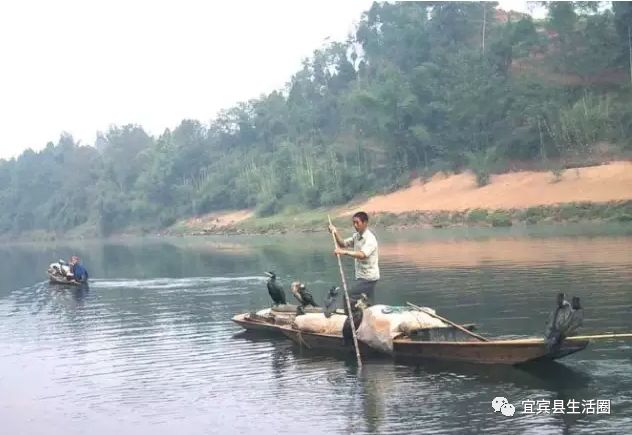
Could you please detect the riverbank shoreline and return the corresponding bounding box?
[162,200,632,237]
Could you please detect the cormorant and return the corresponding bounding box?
[324,286,340,318]
[544,293,584,350]
[567,296,584,336]
[290,281,318,307]
[264,271,286,306]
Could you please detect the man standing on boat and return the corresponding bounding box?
[328,211,380,305]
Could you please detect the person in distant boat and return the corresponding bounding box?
[67,256,89,283]
[328,211,379,305]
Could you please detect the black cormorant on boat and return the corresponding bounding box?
[545,293,584,350]
[567,296,584,336]
[290,281,318,308]
[264,271,286,306]
[324,286,340,318]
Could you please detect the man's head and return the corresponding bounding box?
[70,256,80,265]
[352,211,369,234]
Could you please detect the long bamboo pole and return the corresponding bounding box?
[407,301,490,342]
[565,333,632,341]
[328,215,363,368]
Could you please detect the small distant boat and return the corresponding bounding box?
[48,274,84,286]
[47,260,87,286]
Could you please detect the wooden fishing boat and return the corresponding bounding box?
[232,289,628,366]
[235,308,628,366]
[280,324,589,365]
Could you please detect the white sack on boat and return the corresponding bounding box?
[292,313,347,334]
[270,304,298,313]
[356,305,448,353]
[254,308,295,325]
[256,308,272,317]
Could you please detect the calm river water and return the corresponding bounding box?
[1,224,631,434]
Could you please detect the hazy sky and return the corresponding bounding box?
[0,0,538,160]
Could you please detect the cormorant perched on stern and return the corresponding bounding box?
[264,271,286,306]
[544,293,584,350]
[567,296,584,336]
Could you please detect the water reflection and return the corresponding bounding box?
[49,284,90,308]
[380,237,632,268]
[412,359,592,391]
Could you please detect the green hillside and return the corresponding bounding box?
[1,2,631,239]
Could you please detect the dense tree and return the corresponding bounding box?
[1,2,630,237]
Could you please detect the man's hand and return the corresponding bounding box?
[328,223,337,234]
[334,247,345,256]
